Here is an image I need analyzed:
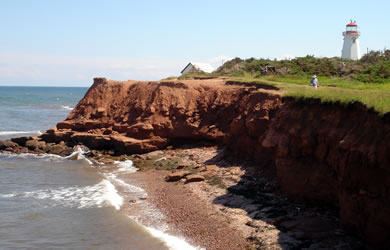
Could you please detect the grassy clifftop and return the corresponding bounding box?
[228,76,390,116]
[178,50,390,116]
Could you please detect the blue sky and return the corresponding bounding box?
[1,0,389,86]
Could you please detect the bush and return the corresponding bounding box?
[216,50,390,83]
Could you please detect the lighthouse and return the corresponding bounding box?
[341,20,361,60]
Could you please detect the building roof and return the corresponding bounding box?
[192,63,214,73]
[181,62,214,74]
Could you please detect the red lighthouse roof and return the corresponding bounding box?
[347,21,357,27]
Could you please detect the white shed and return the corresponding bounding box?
[181,62,214,75]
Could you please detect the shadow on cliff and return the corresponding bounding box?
[205,148,365,249]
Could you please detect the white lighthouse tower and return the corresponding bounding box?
[341,20,361,60]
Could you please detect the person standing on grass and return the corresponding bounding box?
[310,75,319,88]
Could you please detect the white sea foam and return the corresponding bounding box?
[0,193,17,198]
[0,149,91,165]
[61,105,74,111]
[105,173,147,201]
[112,161,203,250]
[114,160,138,173]
[1,146,201,249]
[127,220,203,250]
[1,147,124,210]
[98,179,123,210]
[65,146,93,165]
[1,179,123,210]
[146,226,203,250]
[0,130,42,136]
[0,151,63,161]
[106,171,168,231]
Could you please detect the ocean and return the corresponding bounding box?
[0,86,198,249]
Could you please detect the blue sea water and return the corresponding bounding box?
[0,86,198,249]
[0,86,87,140]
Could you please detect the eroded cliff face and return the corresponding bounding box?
[41,78,390,247]
[42,78,281,157]
[262,100,390,247]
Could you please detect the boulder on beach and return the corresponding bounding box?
[0,140,18,150]
[47,143,69,155]
[185,174,205,183]
[165,170,191,182]
[25,139,46,150]
[11,136,33,147]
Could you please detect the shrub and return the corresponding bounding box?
[217,50,390,83]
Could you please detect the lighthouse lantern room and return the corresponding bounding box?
[341,20,361,60]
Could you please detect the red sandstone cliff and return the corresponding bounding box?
[41,78,390,248]
[42,78,281,156]
[262,99,390,247]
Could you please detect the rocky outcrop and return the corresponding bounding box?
[40,78,281,157]
[0,137,72,156]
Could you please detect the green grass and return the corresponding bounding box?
[153,158,180,170]
[178,73,222,80]
[128,156,180,171]
[196,52,390,115]
[175,69,390,115]
[204,175,226,189]
[128,155,202,173]
[227,75,390,116]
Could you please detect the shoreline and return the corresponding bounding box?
[0,141,366,249]
[104,145,250,249]
[125,169,250,250]
[109,145,364,250]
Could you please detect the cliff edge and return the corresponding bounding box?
[42,77,281,157]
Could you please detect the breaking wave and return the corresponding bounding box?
[0,146,92,165]
[61,105,74,111]
[0,130,42,138]
[0,151,63,161]
[0,130,42,135]
[114,160,138,173]
[65,146,93,165]
[146,226,202,250]
[0,179,123,210]
[1,147,202,249]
